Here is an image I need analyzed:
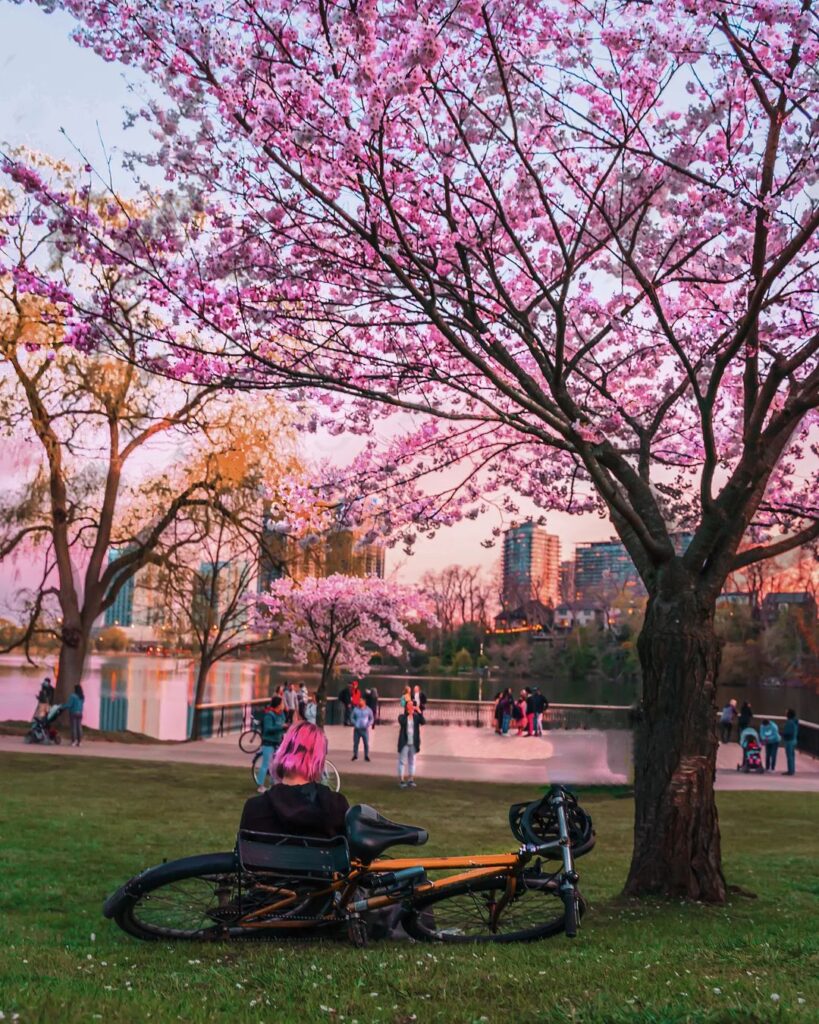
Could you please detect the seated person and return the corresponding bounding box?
[240,722,349,839]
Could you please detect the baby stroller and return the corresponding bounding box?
[737,727,764,773]
[25,703,65,745]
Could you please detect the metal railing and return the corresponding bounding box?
[190,697,817,758]
[192,696,634,737]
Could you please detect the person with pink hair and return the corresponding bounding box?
[240,722,349,839]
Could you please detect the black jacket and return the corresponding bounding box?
[240,782,349,839]
[397,711,425,753]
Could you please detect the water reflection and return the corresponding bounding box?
[1,653,815,740]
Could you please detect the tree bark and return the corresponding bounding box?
[625,564,726,903]
[56,628,88,705]
[188,656,213,741]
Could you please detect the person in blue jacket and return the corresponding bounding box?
[65,684,85,747]
[759,719,780,772]
[781,709,799,776]
[255,696,287,792]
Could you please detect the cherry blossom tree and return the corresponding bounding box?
[18,0,819,901]
[258,574,435,721]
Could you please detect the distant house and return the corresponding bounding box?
[761,592,818,625]
[716,591,760,618]
[493,600,553,633]
[553,603,607,630]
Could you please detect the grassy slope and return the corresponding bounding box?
[0,752,816,1024]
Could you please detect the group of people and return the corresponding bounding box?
[493,687,548,737]
[719,698,801,776]
[253,680,427,791]
[35,676,85,746]
[337,679,379,726]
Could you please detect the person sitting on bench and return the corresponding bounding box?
[240,722,349,839]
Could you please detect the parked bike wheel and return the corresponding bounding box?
[322,759,341,793]
[111,853,243,940]
[405,874,579,943]
[239,728,262,754]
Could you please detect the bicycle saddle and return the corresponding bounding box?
[345,804,428,862]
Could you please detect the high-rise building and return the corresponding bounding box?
[573,537,642,599]
[104,566,135,627]
[192,560,251,632]
[258,515,385,591]
[501,523,560,608]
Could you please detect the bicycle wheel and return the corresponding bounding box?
[239,728,262,754]
[405,873,578,943]
[322,759,341,793]
[112,853,242,940]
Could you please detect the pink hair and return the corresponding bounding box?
[271,722,328,783]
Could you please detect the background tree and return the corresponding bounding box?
[421,564,492,658]
[22,0,819,902]
[257,574,436,723]
[144,398,301,738]
[0,164,247,701]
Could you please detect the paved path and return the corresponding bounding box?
[2,727,817,791]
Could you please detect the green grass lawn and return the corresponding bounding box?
[0,753,816,1024]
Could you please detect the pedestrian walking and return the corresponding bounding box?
[351,698,373,762]
[337,682,353,725]
[525,688,537,736]
[498,688,514,735]
[283,682,298,724]
[759,719,780,772]
[255,696,286,792]
[718,699,737,743]
[781,709,799,776]
[303,692,318,725]
[738,700,753,734]
[533,688,548,734]
[350,679,361,710]
[411,684,427,712]
[365,687,379,727]
[36,677,55,718]
[297,683,309,720]
[513,691,527,736]
[397,700,425,788]
[66,684,85,747]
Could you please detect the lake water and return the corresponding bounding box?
[1,654,815,740]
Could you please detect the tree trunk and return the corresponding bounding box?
[315,668,328,729]
[188,656,213,741]
[625,568,726,903]
[55,628,89,705]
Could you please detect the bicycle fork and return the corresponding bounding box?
[552,792,581,938]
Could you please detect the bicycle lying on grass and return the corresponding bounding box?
[104,786,594,944]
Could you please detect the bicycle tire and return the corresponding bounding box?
[405,873,579,943]
[111,853,337,941]
[239,728,262,754]
[112,852,242,941]
[322,759,341,793]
